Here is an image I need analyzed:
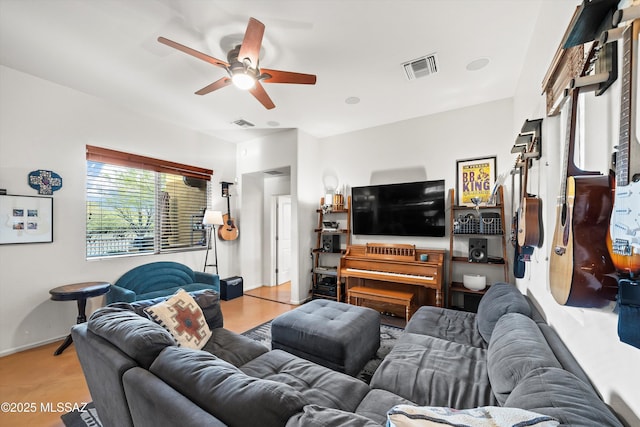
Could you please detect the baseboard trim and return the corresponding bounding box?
[0,335,66,357]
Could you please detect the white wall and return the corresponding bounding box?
[317,98,516,254]
[510,1,640,424]
[0,66,237,355]
[236,130,305,300]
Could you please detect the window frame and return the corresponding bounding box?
[86,145,213,259]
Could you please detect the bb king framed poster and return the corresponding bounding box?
[456,156,496,206]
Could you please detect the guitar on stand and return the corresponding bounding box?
[218,182,239,241]
[605,20,640,278]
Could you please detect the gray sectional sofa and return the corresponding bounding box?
[72,284,623,427]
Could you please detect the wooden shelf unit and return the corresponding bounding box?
[311,196,351,301]
[447,186,509,311]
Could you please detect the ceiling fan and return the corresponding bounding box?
[158,17,316,110]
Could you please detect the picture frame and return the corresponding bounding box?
[0,194,53,244]
[455,156,497,206]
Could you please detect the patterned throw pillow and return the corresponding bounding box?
[387,405,558,427]
[144,289,212,350]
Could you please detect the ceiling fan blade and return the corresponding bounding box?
[195,77,232,95]
[158,36,229,68]
[260,68,317,85]
[249,81,275,109]
[238,17,265,67]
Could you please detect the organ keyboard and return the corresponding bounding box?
[339,243,446,307]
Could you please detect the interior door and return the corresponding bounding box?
[276,195,292,284]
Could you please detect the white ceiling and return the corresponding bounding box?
[0,0,552,143]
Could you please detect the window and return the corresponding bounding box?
[86,145,212,258]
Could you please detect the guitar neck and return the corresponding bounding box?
[559,89,579,200]
[619,21,640,186]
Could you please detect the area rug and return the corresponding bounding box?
[61,401,102,427]
[241,320,404,383]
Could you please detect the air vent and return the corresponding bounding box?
[402,53,439,80]
[231,118,255,128]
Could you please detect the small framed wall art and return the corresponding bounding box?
[0,195,53,244]
[456,156,497,206]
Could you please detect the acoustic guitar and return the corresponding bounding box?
[516,136,544,248]
[218,186,239,241]
[549,85,617,307]
[607,21,640,277]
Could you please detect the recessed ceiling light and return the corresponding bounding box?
[267,121,280,127]
[345,96,360,105]
[466,57,490,71]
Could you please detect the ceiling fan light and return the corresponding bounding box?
[232,72,256,90]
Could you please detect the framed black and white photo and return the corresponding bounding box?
[0,195,53,244]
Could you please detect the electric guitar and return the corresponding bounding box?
[218,185,239,241]
[607,21,640,277]
[511,155,532,279]
[549,85,617,307]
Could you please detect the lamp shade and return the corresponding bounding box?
[202,210,224,226]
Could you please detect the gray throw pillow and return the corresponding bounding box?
[476,282,531,342]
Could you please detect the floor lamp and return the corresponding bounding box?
[203,210,224,274]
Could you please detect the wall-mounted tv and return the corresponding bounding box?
[351,180,445,237]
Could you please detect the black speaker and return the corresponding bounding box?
[469,238,488,263]
[322,235,341,253]
[220,276,243,301]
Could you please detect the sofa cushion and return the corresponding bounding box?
[202,328,269,367]
[370,333,496,408]
[356,389,416,425]
[405,306,485,348]
[487,313,561,405]
[144,289,212,350]
[505,367,623,427]
[87,307,176,369]
[476,282,531,343]
[286,405,380,427]
[111,289,223,330]
[240,349,370,413]
[387,405,558,427]
[150,347,307,427]
[136,283,216,302]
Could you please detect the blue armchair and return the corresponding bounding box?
[107,261,220,304]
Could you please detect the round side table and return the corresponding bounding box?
[49,281,111,356]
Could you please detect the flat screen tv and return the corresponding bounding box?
[351,180,445,237]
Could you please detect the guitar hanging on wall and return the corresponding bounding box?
[607,20,640,278]
[218,182,239,241]
[548,83,617,307]
[511,154,533,279]
[516,120,544,249]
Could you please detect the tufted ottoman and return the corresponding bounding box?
[271,299,380,376]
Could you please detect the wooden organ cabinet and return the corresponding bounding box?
[339,243,445,319]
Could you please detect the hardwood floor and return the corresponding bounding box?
[0,295,295,427]
[243,281,292,304]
